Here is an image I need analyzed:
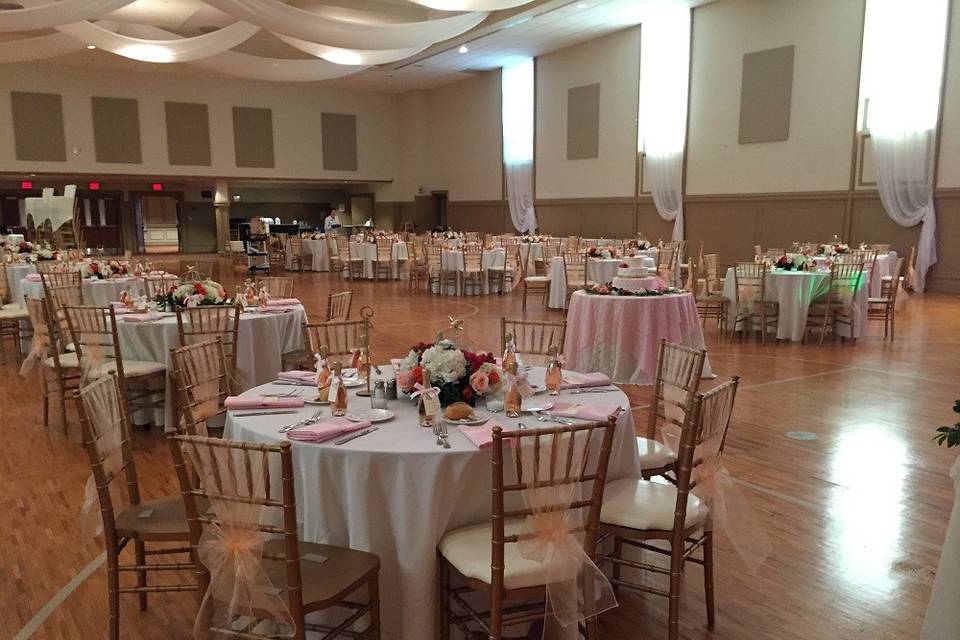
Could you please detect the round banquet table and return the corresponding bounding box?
[6,262,35,308]
[547,257,650,309]
[288,238,334,272]
[564,290,713,384]
[22,276,151,306]
[432,248,511,295]
[346,241,409,280]
[116,305,306,428]
[225,366,642,640]
[722,267,868,342]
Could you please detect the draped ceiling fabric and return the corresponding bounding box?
[0,0,517,80]
[502,58,537,234]
[639,7,690,242]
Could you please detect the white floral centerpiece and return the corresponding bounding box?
[154,279,229,310]
[302,232,326,240]
[396,338,499,407]
[587,245,621,259]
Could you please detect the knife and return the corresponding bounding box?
[334,426,379,446]
[270,380,315,386]
[233,410,301,417]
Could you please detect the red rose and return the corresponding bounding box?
[488,371,500,385]
[462,387,473,400]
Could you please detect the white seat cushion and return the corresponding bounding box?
[44,352,80,369]
[2,302,22,311]
[600,478,705,531]
[636,436,677,470]
[524,276,550,282]
[0,307,29,320]
[43,353,164,378]
[439,518,577,590]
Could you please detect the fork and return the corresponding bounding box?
[279,409,323,433]
[439,422,451,449]
[433,422,444,446]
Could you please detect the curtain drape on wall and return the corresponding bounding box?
[502,59,538,233]
[638,7,690,242]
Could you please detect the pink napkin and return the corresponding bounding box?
[256,306,298,314]
[459,419,512,449]
[225,396,305,410]
[550,402,621,422]
[277,370,316,383]
[560,372,611,389]
[286,418,372,443]
[25,273,42,282]
[266,298,300,306]
[121,313,161,323]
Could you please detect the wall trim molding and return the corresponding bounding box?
[685,190,848,203]
[535,196,637,205]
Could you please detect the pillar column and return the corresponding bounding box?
[214,179,230,256]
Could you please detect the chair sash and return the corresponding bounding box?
[79,380,125,539]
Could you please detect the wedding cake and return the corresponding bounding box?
[612,256,655,291]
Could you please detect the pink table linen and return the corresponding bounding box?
[120,313,161,323]
[225,396,305,410]
[286,418,372,443]
[560,372,611,389]
[550,402,622,421]
[564,290,713,385]
[458,419,507,449]
[277,370,316,383]
[24,273,42,282]
[266,298,301,306]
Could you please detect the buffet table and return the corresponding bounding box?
[225,366,641,640]
[564,290,713,384]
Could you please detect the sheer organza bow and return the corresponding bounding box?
[515,432,617,639]
[79,379,125,539]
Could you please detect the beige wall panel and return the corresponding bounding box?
[0,62,397,180]
[738,45,794,144]
[685,200,760,267]
[233,106,274,168]
[425,72,502,201]
[929,192,960,292]
[91,96,142,164]
[937,0,960,187]
[535,200,635,237]
[566,84,601,159]
[448,202,507,233]
[321,112,358,171]
[636,200,675,242]
[687,0,862,194]
[10,91,66,162]
[754,198,845,248]
[849,194,921,260]
[165,102,212,166]
[536,28,640,198]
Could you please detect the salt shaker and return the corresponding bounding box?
[385,379,397,400]
[371,380,388,409]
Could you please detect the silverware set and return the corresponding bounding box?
[531,410,576,425]
[334,426,379,446]
[262,388,305,397]
[278,409,324,433]
[566,387,618,394]
[432,422,450,448]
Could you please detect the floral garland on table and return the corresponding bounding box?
[301,232,326,240]
[16,241,35,254]
[630,239,652,250]
[154,280,229,310]
[432,230,463,241]
[26,248,61,262]
[587,245,621,259]
[519,234,546,244]
[86,260,129,280]
[396,339,501,407]
[817,243,850,256]
[582,283,685,297]
[774,254,814,272]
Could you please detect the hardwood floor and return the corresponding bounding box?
[3,256,957,640]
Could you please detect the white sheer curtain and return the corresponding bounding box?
[502,58,537,233]
[860,0,948,292]
[638,7,690,242]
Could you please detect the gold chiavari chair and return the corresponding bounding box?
[373,237,395,281]
[286,235,304,272]
[406,239,429,293]
[269,234,287,271]
[34,260,65,274]
[256,276,295,298]
[839,249,877,292]
[485,243,517,295]
[729,262,778,344]
[753,244,762,257]
[519,247,550,311]
[41,269,82,287]
[428,245,457,296]
[695,253,729,333]
[499,317,567,366]
[180,259,214,281]
[599,378,741,640]
[461,245,485,296]
[656,246,677,285]
[868,257,905,340]
[0,262,21,309]
[144,275,180,299]
[805,262,865,345]
[44,281,84,351]
[0,263,29,362]
[63,306,167,418]
[75,374,196,640]
[170,338,232,437]
[341,238,365,280]
[302,315,372,362]
[169,434,381,640]
[464,230,480,243]
[175,305,241,384]
[870,243,891,253]
[562,252,586,306]
[637,339,706,479]
[25,295,80,431]
[903,245,918,292]
[438,420,616,640]
[566,235,580,253]
[326,290,353,321]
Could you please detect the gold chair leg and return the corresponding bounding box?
[369,572,381,640]
[135,540,148,610]
[704,530,716,627]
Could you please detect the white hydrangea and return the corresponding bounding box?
[420,344,467,385]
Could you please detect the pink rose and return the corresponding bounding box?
[470,370,490,395]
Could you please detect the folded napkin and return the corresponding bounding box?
[225,396,305,410]
[550,402,621,422]
[266,298,300,306]
[121,313,161,323]
[277,370,316,383]
[254,306,298,314]
[560,372,611,389]
[459,419,510,449]
[286,418,371,443]
[25,273,42,282]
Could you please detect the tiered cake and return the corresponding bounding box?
[612,256,654,291]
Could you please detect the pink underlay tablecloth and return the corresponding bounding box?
[563,290,713,385]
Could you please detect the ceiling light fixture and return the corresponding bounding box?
[458,45,469,53]
[576,3,588,8]
[86,44,96,49]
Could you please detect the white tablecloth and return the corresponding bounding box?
[432,248,511,295]
[547,257,622,309]
[116,306,306,427]
[722,268,869,342]
[564,290,713,385]
[6,263,35,308]
[345,242,409,280]
[225,367,642,640]
[922,458,960,639]
[287,238,335,272]
[871,252,898,297]
[23,277,149,307]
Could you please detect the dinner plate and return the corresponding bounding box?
[305,399,331,406]
[521,400,554,413]
[341,378,365,388]
[443,413,487,426]
[347,409,394,423]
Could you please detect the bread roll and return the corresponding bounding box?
[443,402,475,420]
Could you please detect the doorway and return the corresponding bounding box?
[132,192,182,253]
[349,193,375,228]
[432,191,448,229]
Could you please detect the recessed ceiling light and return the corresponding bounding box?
[86,45,96,50]
[576,2,588,7]
[458,45,469,54]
